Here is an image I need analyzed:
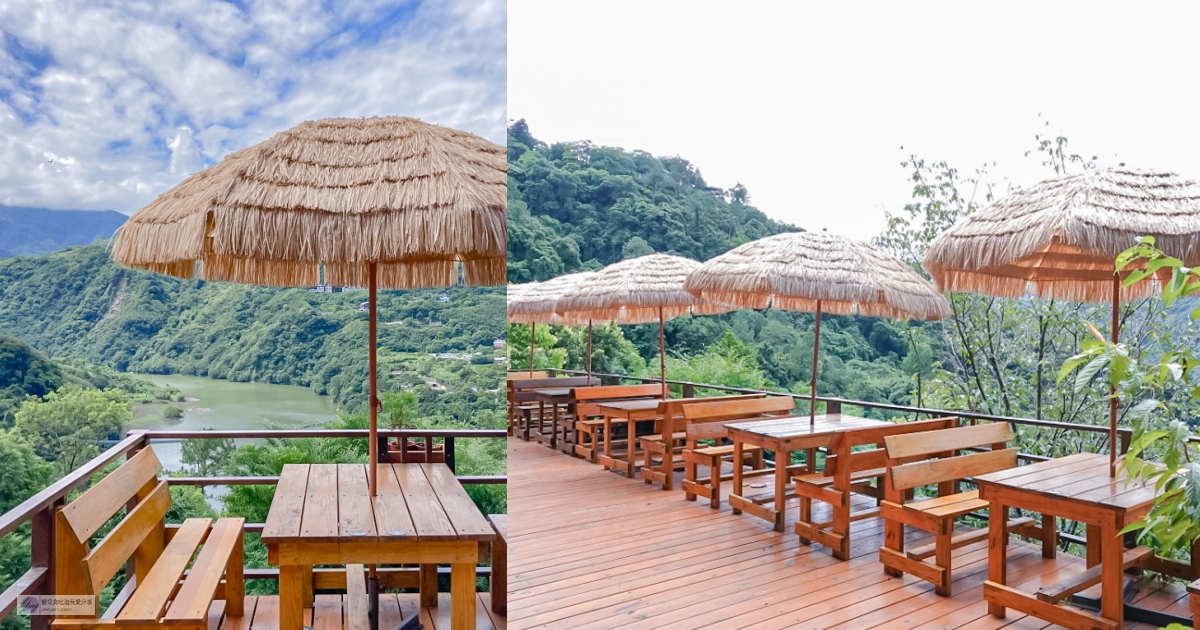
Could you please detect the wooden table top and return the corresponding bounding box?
[261,463,495,545]
[596,398,663,413]
[532,387,573,398]
[724,413,887,438]
[974,452,1157,514]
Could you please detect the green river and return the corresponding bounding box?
[126,374,340,473]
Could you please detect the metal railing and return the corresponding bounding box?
[0,427,507,628]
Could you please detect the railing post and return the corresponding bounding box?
[377,435,389,464]
[30,499,61,630]
[682,383,694,398]
[825,399,840,415]
[445,437,456,473]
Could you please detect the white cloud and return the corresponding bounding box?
[0,0,505,213]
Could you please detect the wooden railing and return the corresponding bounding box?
[0,427,506,628]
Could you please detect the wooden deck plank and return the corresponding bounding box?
[214,595,497,630]
[508,437,1185,630]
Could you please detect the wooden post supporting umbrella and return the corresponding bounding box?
[111,116,506,630]
[922,167,1200,477]
[555,254,731,399]
[507,271,597,376]
[685,232,951,423]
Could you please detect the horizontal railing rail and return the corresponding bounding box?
[0,426,507,628]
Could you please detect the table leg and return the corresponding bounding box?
[302,565,313,605]
[538,401,546,438]
[1086,524,1102,568]
[550,402,560,448]
[1040,513,1057,559]
[831,448,850,561]
[732,440,744,515]
[602,416,613,469]
[279,564,306,630]
[1100,524,1123,624]
[773,449,790,532]
[420,564,438,607]
[450,563,477,630]
[987,498,1007,618]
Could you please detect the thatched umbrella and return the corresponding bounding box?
[923,167,1200,476]
[555,254,731,398]
[112,116,505,625]
[507,271,598,376]
[685,231,951,423]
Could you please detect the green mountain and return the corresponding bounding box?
[0,206,128,257]
[0,244,506,410]
[506,121,924,411]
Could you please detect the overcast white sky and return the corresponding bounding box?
[509,1,1200,240]
[0,0,505,214]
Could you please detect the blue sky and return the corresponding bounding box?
[0,0,506,213]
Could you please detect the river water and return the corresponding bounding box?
[126,374,339,472]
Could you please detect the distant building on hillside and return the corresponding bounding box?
[493,339,507,349]
[438,293,450,303]
[358,301,370,312]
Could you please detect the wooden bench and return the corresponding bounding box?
[678,397,795,507]
[793,416,958,560]
[509,376,594,440]
[571,384,663,462]
[506,371,547,435]
[53,446,245,629]
[879,422,1036,596]
[488,515,507,615]
[639,394,769,490]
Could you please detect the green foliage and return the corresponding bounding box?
[0,431,52,513]
[1058,238,1200,556]
[648,331,771,396]
[0,244,505,411]
[0,336,62,427]
[13,386,129,474]
[506,120,796,282]
[505,323,566,370]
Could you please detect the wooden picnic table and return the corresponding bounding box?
[976,452,1158,630]
[597,398,664,477]
[262,462,494,630]
[724,413,888,532]
[531,387,573,449]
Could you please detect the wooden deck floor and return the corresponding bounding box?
[508,437,1192,629]
[207,593,506,630]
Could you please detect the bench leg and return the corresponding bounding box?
[883,519,904,577]
[225,529,245,616]
[490,535,507,615]
[798,493,813,546]
[643,444,655,484]
[1190,590,1200,629]
[935,527,953,596]
[420,564,438,607]
[450,563,476,630]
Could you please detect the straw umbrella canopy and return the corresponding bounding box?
[923,167,1200,476]
[555,254,732,398]
[507,272,598,376]
[685,231,951,422]
[112,116,505,628]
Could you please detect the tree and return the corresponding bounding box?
[180,429,235,478]
[13,386,129,474]
[621,236,655,260]
[0,430,52,512]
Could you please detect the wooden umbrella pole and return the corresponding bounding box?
[529,322,536,377]
[1110,274,1120,478]
[659,307,668,400]
[367,262,379,630]
[587,320,593,379]
[810,300,822,426]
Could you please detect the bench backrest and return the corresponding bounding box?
[824,416,959,476]
[509,376,598,391]
[681,396,794,441]
[573,384,664,417]
[56,447,167,606]
[883,422,1016,492]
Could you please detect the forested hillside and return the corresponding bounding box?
[507,120,797,281]
[0,206,128,257]
[0,244,506,409]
